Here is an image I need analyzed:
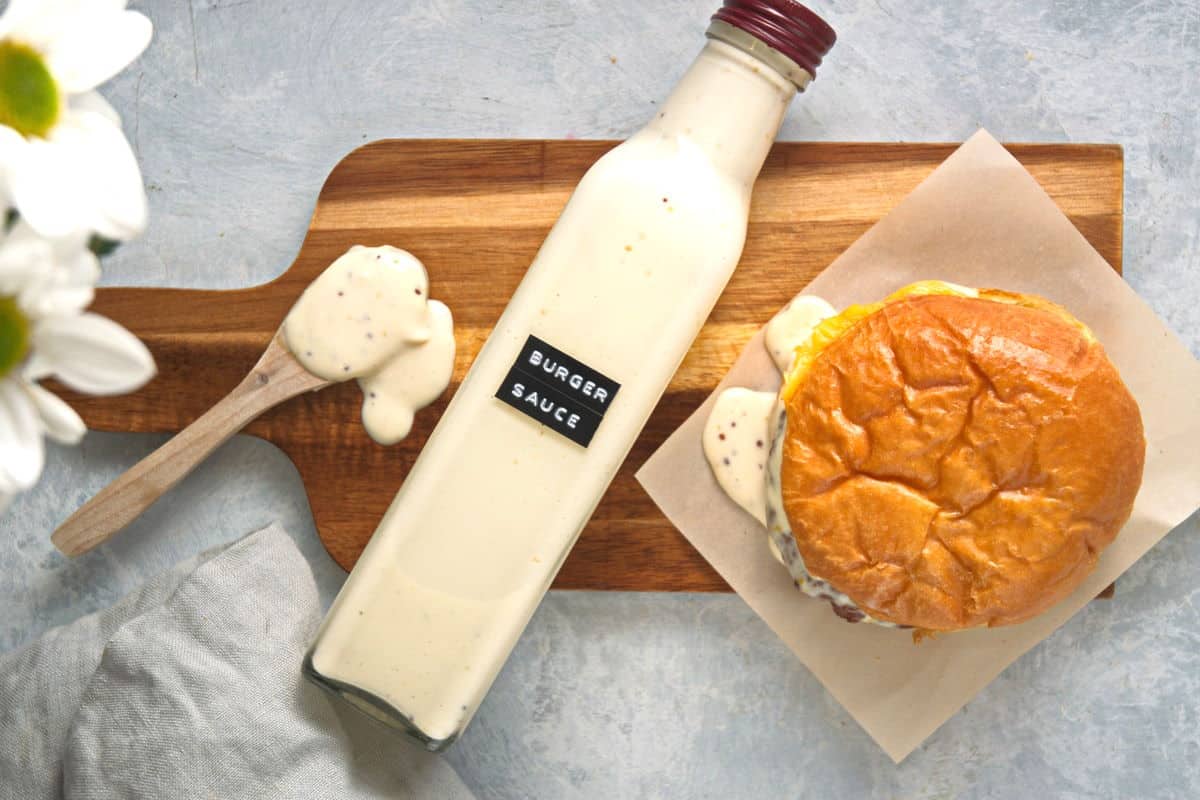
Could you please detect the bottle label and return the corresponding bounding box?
[495,335,621,447]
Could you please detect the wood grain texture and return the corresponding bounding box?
[63,140,1124,591]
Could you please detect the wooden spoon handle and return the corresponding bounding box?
[52,334,329,557]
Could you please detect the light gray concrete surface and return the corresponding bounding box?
[3,1,1199,797]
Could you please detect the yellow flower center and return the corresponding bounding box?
[0,296,30,378]
[0,40,59,138]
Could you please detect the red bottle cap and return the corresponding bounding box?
[711,0,836,80]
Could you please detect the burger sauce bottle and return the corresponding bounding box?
[305,0,836,750]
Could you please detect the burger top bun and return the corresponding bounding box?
[779,287,1145,631]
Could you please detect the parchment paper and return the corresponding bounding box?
[636,130,1200,763]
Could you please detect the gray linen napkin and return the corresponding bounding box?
[0,523,477,800]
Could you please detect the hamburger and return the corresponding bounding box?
[746,281,1145,633]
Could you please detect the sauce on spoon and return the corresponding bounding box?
[284,245,455,444]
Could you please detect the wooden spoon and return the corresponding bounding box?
[51,329,329,557]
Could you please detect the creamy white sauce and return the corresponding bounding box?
[704,292,899,627]
[702,388,775,525]
[705,295,830,525]
[283,245,455,445]
[315,574,535,739]
[764,294,836,372]
[308,39,798,744]
[359,300,454,444]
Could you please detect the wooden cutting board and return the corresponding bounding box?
[65,140,1123,590]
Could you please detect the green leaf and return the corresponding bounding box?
[88,235,121,257]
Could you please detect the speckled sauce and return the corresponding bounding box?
[703,296,831,529]
[704,294,898,627]
[283,245,455,444]
[701,388,775,525]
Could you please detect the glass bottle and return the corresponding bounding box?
[305,0,836,750]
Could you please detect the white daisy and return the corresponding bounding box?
[0,220,155,512]
[0,0,152,241]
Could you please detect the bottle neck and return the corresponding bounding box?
[643,38,797,187]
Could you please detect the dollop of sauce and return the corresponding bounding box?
[701,387,776,525]
[284,245,455,445]
[764,295,836,372]
[705,294,834,526]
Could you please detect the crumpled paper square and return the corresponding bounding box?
[636,129,1200,763]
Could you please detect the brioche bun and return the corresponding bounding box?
[778,285,1144,631]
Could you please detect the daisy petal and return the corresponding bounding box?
[0,228,45,297]
[72,112,147,240]
[71,91,122,127]
[0,0,75,48]
[11,112,146,240]
[25,245,98,317]
[0,126,28,207]
[26,312,155,395]
[36,247,99,316]
[45,9,152,94]
[22,382,85,445]
[28,283,94,318]
[9,135,87,239]
[3,217,90,259]
[0,0,127,48]
[0,221,97,316]
[0,491,12,516]
[0,379,45,491]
